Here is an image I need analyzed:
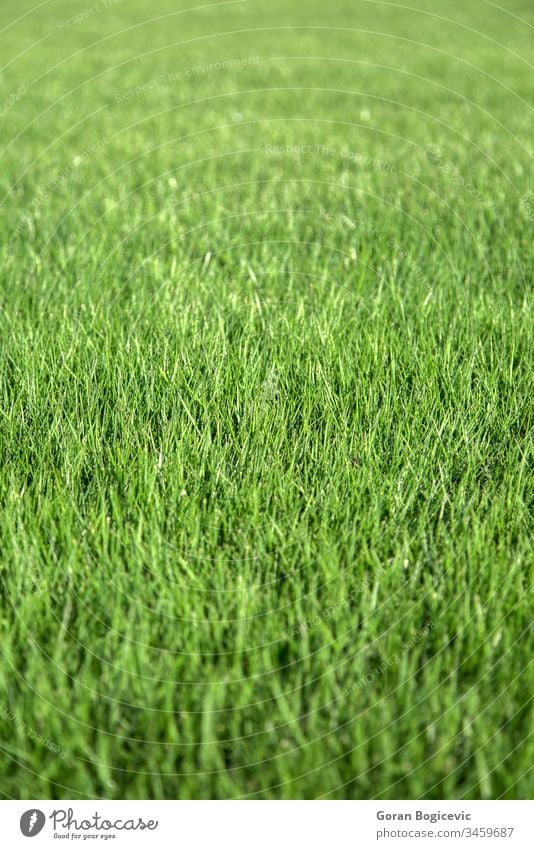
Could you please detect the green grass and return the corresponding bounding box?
[0,0,532,799]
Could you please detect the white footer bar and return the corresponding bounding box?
[2,800,532,848]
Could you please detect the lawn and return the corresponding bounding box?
[0,0,532,799]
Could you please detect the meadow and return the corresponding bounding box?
[0,0,532,799]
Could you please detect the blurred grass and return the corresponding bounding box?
[0,0,532,799]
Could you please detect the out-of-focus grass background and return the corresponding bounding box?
[0,0,532,798]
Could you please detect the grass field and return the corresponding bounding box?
[0,0,532,800]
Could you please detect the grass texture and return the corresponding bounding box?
[0,0,532,799]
